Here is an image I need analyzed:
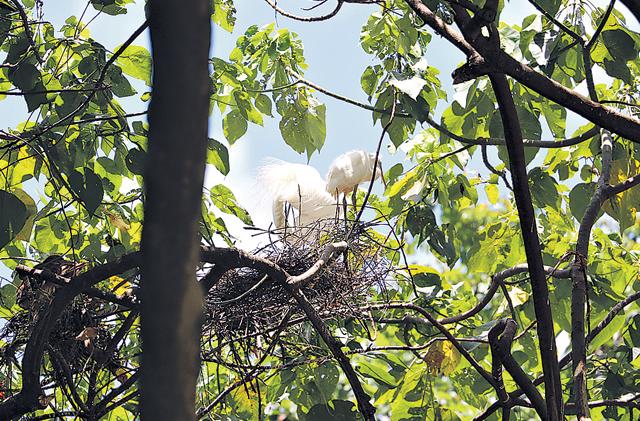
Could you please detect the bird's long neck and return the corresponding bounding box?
[272,199,287,230]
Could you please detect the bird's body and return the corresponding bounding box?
[326,150,384,197]
[258,160,338,230]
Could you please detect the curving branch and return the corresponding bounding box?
[377,303,497,388]
[0,252,141,420]
[606,173,640,196]
[288,241,348,288]
[489,319,546,419]
[366,263,570,328]
[570,130,612,418]
[263,0,380,22]
[477,287,640,420]
[620,0,640,22]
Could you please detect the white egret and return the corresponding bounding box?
[326,150,386,210]
[257,160,338,231]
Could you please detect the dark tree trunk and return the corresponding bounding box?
[140,1,211,419]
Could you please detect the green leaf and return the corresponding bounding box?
[125,148,146,175]
[212,0,236,32]
[0,190,27,248]
[601,29,637,62]
[529,168,558,208]
[569,182,596,221]
[254,94,272,116]
[223,109,248,143]
[590,314,625,350]
[356,358,397,387]
[68,168,104,216]
[207,138,230,175]
[90,0,130,15]
[302,400,358,421]
[209,184,252,224]
[360,65,380,97]
[115,45,151,86]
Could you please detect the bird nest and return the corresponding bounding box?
[1,285,125,375]
[0,217,397,400]
[201,218,395,366]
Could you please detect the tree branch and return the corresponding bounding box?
[571,130,612,419]
[489,319,547,419]
[489,73,563,419]
[286,288,376,420]
[403,0,640,143]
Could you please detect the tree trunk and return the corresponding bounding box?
[140,1,210,419]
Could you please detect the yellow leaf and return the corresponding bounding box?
[485,183,499,204]
[109,276,131,296]
[406,264,439,276]
[13,188,37,241]
[12,147,36,184]
[115,367,129,383]
[508,286,529,307]
[423,340,461,376]
[230,379,262,416]
[129,221,142,244]
[108,213,130,231]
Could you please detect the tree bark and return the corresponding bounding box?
[489,74,563,420]
[140,1,210,419]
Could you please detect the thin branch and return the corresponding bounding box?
[586,0,617,50]
[263,0,344,22]
[32,20,149,138]
[605,173,640,196]
[352,89,396,227]
[528,0,583,42]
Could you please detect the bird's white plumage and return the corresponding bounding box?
[257,159,338,230]
[326,150,382,196]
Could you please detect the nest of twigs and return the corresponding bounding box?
[0,216,396,400]
[201,218,394,364]
[1,285,119,374]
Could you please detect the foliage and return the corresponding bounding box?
[0,0,639,420]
